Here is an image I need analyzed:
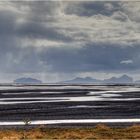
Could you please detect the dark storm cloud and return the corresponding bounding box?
[0,11,16,35]
[0,10,19,72]
[0,7,45,73]
[8,47,46,73]
[9,1,73,42]
[26,1,60,16]
[40,42,140,73]
[13,1,61,22]
[0,0,139,80]
[65,1,122,17]
[14,1,59,15]
[0,45,46,73]
[0,1,71,74]
[16,21,72,42]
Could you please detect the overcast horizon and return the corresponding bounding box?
[0,0,140,83]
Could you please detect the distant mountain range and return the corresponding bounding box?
[135,80,140,83]
[103,75,133,84]
[14,77,42,84]
[60,75,134,84]
[14,75,140,84]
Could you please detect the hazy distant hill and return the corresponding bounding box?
[14,77,42,84]
[103,75,133,84]
[135,80,140,83]
[60,75,133,84]
[62,77,101,84]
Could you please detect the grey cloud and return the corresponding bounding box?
[27,1,61,16]
[16,21,72,42]
[12,1,73,42]
[0,10,17,36]
[40,42,140,73]
[111,11,129,21]
[13,1,61,22]
[64,1,122,17]
[9,47,46,73]
[0,6,45,73]
[121,2,140,22]
[0,46,46,73]
[0,8,18,63]
[13,1,60,15]
[0,1,139,81]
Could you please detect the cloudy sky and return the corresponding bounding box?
[0,0,140,82]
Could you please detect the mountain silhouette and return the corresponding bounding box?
[14,77,42,84]
[60,75,133,84]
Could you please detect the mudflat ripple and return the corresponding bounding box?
[0,84,139,126]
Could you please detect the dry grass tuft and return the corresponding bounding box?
[0,124,140,139]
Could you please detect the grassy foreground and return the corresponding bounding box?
[0,124,140,139]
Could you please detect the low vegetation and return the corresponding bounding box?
[0,124,140,139]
